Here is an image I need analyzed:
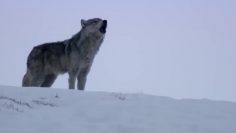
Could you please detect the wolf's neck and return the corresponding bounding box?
[67,31,103,54]
[69,31,82,46]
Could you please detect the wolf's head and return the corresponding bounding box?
[81,18,107,37]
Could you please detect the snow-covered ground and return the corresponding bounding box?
[0,85,236,133]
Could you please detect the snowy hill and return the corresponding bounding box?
[0,85,236,133]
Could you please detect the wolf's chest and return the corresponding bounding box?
[80,42,100,57]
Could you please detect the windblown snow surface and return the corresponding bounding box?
[0,85,236,133]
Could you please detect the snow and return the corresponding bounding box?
[0,85,236,133]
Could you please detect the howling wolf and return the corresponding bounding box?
[22,18,107,90]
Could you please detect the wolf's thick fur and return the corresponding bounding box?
[22,18,107,90]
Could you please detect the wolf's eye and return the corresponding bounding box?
[92,21,98,24]
[88,21,96,25]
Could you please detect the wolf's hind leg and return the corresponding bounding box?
[22,71,32,87]
[41,74,57,87]
[22,71,44,87]
[30,75,45,87]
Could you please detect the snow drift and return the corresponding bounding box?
[0,85,236,133]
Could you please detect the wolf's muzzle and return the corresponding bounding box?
[100,20,107,34]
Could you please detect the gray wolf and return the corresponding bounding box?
[22,18,107,90]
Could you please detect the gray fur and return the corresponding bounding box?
[22,18,107,90]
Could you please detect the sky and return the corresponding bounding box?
[0,0,235,101]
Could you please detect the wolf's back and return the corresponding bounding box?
[27,42,66,69]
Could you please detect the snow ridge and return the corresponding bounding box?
[0,85,236,133]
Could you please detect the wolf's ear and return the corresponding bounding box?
[81,19,86,27]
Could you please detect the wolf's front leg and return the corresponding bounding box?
[77,75,87,90]
[77,68,90,90]
[68,72,77,89]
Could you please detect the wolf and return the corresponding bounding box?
[22,18,107,90]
